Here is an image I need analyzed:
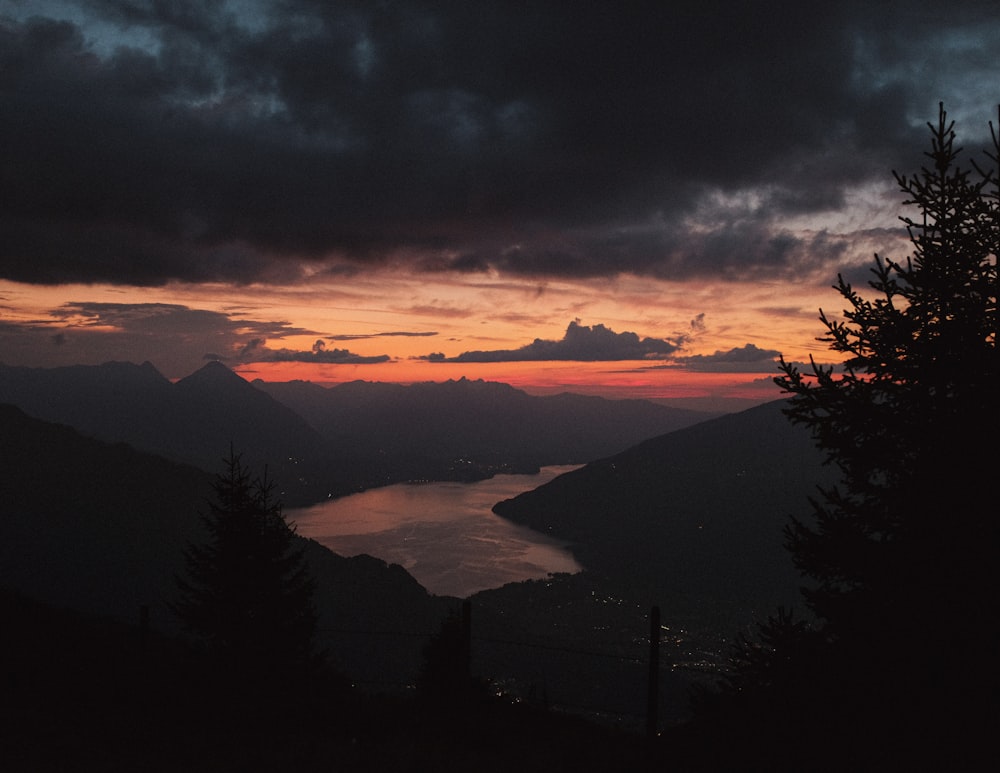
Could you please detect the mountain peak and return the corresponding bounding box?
[139,360,165,378]
[175,360,249,390]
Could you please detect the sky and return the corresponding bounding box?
[2,0,999,409]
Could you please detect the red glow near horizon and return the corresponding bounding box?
[232,359,784,404]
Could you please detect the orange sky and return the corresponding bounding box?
[0,267,846,410]
[238,359,785,401]
[2,1,995,412]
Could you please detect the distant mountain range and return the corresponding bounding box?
[0,361,715,504]
[255,375,715,481]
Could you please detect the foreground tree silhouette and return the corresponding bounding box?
[684,106,998,770]
[778,104,997,631]
[173,450,319,684]
[780,104,997,764]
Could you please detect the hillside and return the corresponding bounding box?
[0,403,452,686]
[439,401,839,724]
[492,399,837,622]
[0,404,659,766]
[0,588,648,772]
[0,361,338,504]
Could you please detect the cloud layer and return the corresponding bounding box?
[439,320,684,362]
[3,1,998,287]
[0,301,386,376]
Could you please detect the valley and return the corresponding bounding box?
[0,360,829,726]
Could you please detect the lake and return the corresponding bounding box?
[287,466,583,598]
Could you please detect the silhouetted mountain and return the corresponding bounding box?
[0,403,452,687]
[0,361,346,504]
[492,400,837,626]
[169,360,338,494]
[0,401,212,624]
[257,376,715,480]
[0,363,715,504]
[0,360,174,446]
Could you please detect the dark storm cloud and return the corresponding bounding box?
[441,320,683,362]
[232,338,390,365]
[673,343,782,373]
[50,301,315,340]
[2,1,998,285]
[329,331,438,340]
[1,301,384,376]
[464,220,856,281]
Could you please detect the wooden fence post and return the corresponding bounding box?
[139,604,150,654]
[461,599,472,680]
[646,605,660,739]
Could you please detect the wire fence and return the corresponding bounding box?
[315,602,722,734]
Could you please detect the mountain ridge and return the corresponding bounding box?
[492,399,837,617]
[0,360,718,505]
[256,373,716,479]
[0,360,333,503]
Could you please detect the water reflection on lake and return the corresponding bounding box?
[287,466,583,598]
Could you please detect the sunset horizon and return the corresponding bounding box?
[0,270,827,409]
[4,2,997,411]
[2,3,997,765]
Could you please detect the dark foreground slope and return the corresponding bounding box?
[2,588,651,773]
[0,403,452,685]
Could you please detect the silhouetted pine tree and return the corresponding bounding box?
[772,104,998,763]
[173,450,319,681]
[682,106,998,771]
[417,603,484,705]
